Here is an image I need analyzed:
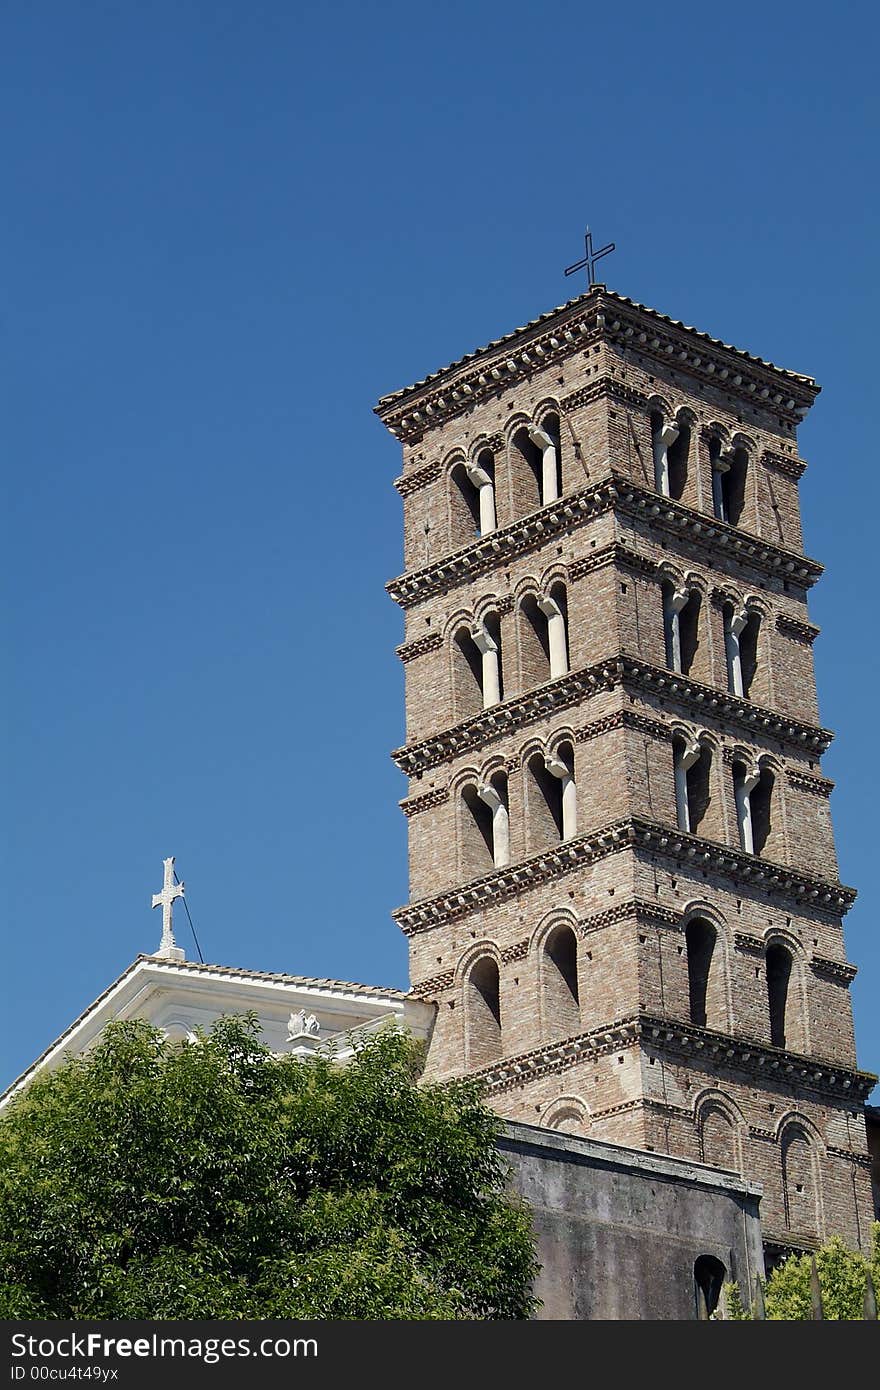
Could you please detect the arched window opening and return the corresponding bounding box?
[479,612,504,705]
[694,1256,727,1320]
[782,1126,819,1238]
[530,413,562,503]
[739,611,760,699]
[667,421,690,501]
[468,449,497,536]
[663,583,698,674]
[766,943,793,1049]
[466,957,502,1068]
[686,918,716,1028]
[709,437,727,521]
[520,586,569,690]
[527,743,576,848]
[543,924,580,1040]
[749,767,774,856]
[700,1106,739,1172]
[510,427,543,517]
[449,462,481,549]
[651,411,680,497]
[723,603,747,697]
[722,448,748,527]
[732,761,758,854]
[543,582,569,679]
[460,784,495,880]
[519,594,551,690]
[452,626,483,719]
[674,738,712,835]
[678,590,701,675]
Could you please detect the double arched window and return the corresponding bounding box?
[526,741,576,850]
[450,449,496,547]
[662,580,702,676]
[518,582,569,689]
[651,409,691,501]
[460,773,510,878]
[673,733,713,835]
[452,613,503,717]
[732,759,776,856]
[723,601,761,698]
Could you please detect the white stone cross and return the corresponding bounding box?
[151,856,185,961]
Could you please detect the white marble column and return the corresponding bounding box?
[734,766,760,854]
[478,782,510,867]
[725,605,748,696]
[711,451,731,522]
[527,425,559,505]
[665,585,689,672]
[674,737,701,833]
[472,625,501,708]
[652,420,680,496]
[465,461,496,535]
[546,753,576,840]
[538,595,568,679]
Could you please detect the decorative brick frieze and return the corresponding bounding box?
[394,815,855,936]
[579,898,680,936]
[410,970,454,998]
[734,932,767,957]
[496,594,515,616]
[376,288,817,444]
[501,939,529,964]
[632,818,855,915]
[396,632,443,663]
[787,769,834,797]
[570,541,658,582]
[393,654,831,776]
[776,613,820,644]
[640,1015,875,1103]
[560,376,648,413]
[762,448,807,481]
[575,708,669,744]
[810,955,858,984]
[748,1126,776,1143]
[474,1017,642,1095]
[394,821,635,935]
[387,477,822,609]
[826,1146,872,1169]
[394,461,441,496]
[400,787,449,818]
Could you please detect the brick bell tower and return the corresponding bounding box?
[374,283,876,1259]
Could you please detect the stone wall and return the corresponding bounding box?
[501,1120,764,1320]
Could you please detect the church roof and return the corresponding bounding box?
[375,284,818,415]
[0,954,412,1107]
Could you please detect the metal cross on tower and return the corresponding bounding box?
[151,855,185,960]
[564,226,615,287]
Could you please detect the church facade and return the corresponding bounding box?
[375,283,876,1262]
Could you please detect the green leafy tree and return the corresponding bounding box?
[724,1225,880,1320]
[0,1016,538,1319]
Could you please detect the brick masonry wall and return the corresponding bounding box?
[379,290,874,1251]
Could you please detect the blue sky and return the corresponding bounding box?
[2,1,878,1100]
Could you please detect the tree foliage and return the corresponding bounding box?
[724,1225,880,1320]
[0,1016,539,1319]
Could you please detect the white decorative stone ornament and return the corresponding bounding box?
[287,1009,320,1041]
[151,856,185,961]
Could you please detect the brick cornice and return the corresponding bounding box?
[810,955,858,984]
[560,375,648,413]
[776,613,820,644]
[393,817,855,935]
[640,1015,876,1104]
[469,1011,874,1102]
[570,540,658,582]
[787,769,834,798]
[386,477,822,608]
[410,969,454,998]
[632,818,855,915]
[375,288,818,443]
[393,460,442,496]
[580,898,680,935]
[392,654,831,776]
[762,448,807,481]
[399,786,448,818]
[396,632,443,663]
